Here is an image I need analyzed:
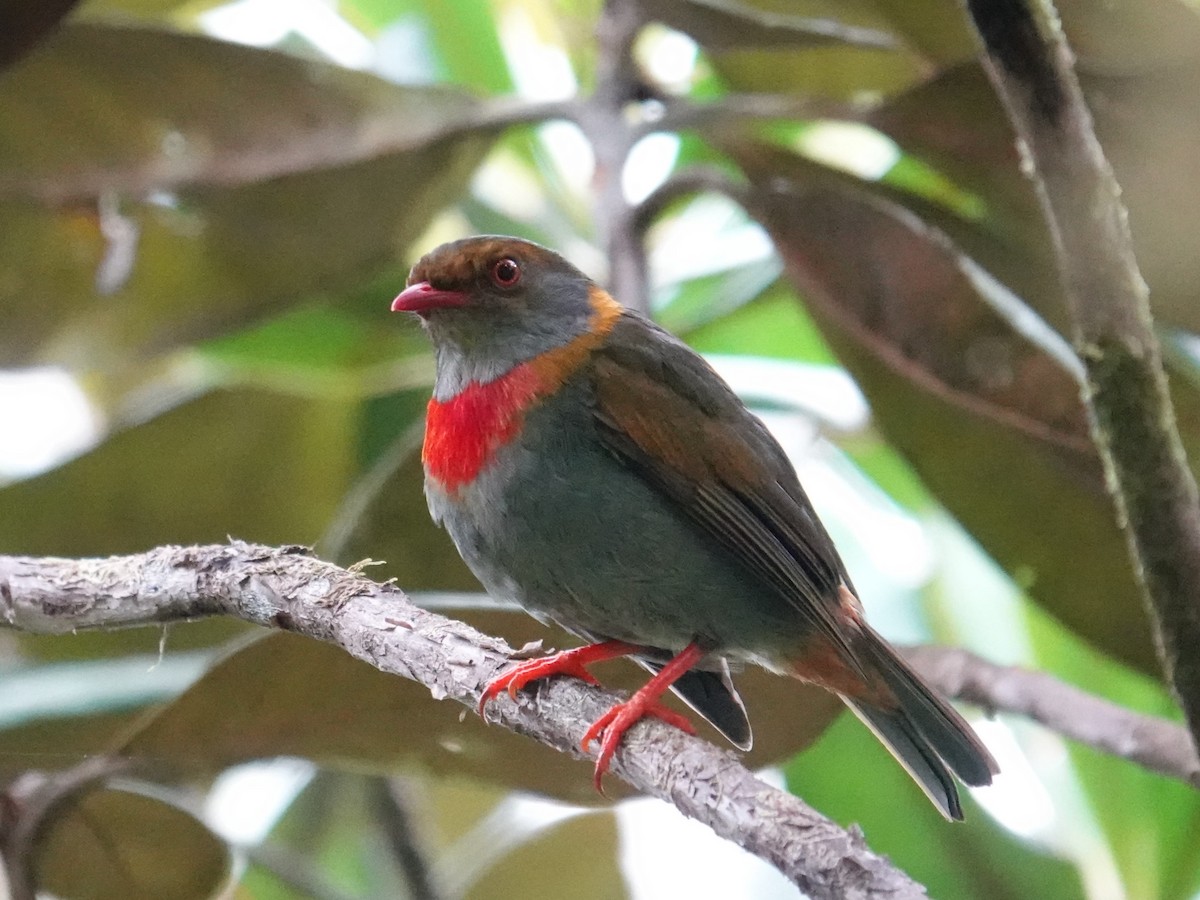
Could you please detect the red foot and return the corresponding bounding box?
[579,641,707,792]
[582,698,697,792]
[478,640,640,716]
[480,640,710,794]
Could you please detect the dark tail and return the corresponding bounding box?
[846,627,998,820]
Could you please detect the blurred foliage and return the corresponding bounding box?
[1,0,1199,897]
[35,786,230,900]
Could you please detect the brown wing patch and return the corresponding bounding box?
[591,330,863,670]
[790,634,896,705]
[592,354,762,488]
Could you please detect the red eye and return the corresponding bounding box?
[491,257,521,288]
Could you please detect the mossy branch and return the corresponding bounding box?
[962,0,1200,750]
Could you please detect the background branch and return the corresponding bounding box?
[0,543,924,900]
[585,0,650,314]
[905,646,1200,787]
[961,0,1200,751]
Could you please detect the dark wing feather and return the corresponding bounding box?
[589,311,859,668]
[634,657,753,750]
[587,312,998,806]
[572,624,753,749]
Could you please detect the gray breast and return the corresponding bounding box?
[426,379,803,661]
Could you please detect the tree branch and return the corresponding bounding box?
[960,0,1200,752]
[905,646,1200,787]
[584,0,652,314]
[0,543,924,899]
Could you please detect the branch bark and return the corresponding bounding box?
[0,543,924,900]
[960,0,1200,751]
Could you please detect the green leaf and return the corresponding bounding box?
[681,279,837,364]
[738,158,1162,672]
[464,807,620,900]
[869,60,1200,337]
[699,0,927,100]
[0,24,495,369]
[122,630,620,803]
[0,386,362,657]
[342,0,513,94]
[0,653,208,729]
[867,0,975,65]
[1055,0,1200,72]
[246,772,412,899]
[320,423,479,590]
[0,0,82,69]
[1027,607,1200,900]
[0,710,138,777]
[77,0,219,18]
[642,0,898,51]
[196,301,433,399]
[36,786,230,900]
[786,714,1085,899]
[656,257,781,335]
[0,387,357,554]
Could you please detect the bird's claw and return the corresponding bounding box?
[478,651,601,716]
[582,699,697,793]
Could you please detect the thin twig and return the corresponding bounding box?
[0,543,925,899]
[583,0,652,313]
[0,94,581,206]
[640,94,865,142]
[373,778,443,900]
[960,0,1200,752]
[633,166,751,231]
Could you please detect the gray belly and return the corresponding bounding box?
[426,384,800,661]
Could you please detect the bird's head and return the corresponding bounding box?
[392,237,609,387]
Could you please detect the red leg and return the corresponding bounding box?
[581,642,705,792]
[478,639,640,715]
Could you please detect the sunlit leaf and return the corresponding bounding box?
[244,772,411,898]
[679,279,837,365]
[699,0,926,100]
[642,0,897,51]
[1026,608,1200,900]
[786,714,1085,899]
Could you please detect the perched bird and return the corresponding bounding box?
[391,236,997,818]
